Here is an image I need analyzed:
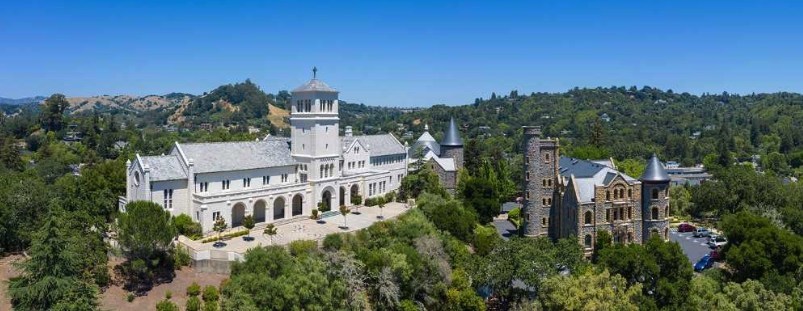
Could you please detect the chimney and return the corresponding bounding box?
[345,126,353,137]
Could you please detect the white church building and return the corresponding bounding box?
[123,71,408,233]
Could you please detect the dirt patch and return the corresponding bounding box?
[0,255,23,310]
[101,263,228,310]
[268,104,290,129]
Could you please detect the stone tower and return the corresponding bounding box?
[521,126,559,238]
[440,117,464,169]
[640,154,671,240]
[289,68,341,182]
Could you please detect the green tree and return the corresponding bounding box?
[242,215,255,240]
[8,208,100,310]
[340,205,350,228]
[117,201,177,279]
[460,176,501,224]
[41,94,69,132]
[540,269,642,311]
[263,224,277,246]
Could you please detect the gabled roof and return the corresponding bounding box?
[292,79,337,93]
[341,134,406,157]
[175,140,294,173]
[138,155,187,181]
[423,150,456,171]
[441,117,463,147]
[640,154,670,183]
[558,156,638,202]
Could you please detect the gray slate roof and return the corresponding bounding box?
[292,79,337,93]
[342,134,406,157]
[177,140,294,173]
[441,117,463,146]
[640,154,670,182]
[410,130,440,156]
[139,155,187,181]
[559,156,638,202]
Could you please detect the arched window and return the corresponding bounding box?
[652,188,659,199]
[584,234,592,248]
[606,191,611,201]
[613,190,618,199]
[628,189,632,198]
[651,207,659,220]
[134,171,140,186]
[542,179,546,187]
[548,179,552,186]
[584,211,593,224]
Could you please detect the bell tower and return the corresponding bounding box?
[290,67,341,181]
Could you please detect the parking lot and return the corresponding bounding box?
[668,228,715,264]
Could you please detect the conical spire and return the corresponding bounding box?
[441,117,463,147]
[640,154,670,182]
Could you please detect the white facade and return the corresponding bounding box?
[124,74,408,233]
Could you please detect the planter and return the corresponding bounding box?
[212,241,227,248]
[317,220,327,224]
[243,236,255,242]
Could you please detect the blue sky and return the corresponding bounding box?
[2,1,802,107]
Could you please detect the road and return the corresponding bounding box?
[668,228,713,264]
[492,219,517,240]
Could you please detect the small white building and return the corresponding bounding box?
[123,71,408,233]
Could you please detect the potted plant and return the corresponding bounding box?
[242,215,255,241]
[212,216,227,248]
[263,224,277,246]
[339,205,350,230]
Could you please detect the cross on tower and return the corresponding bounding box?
[312,66,317,79]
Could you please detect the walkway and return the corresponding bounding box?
[179,202,409,259]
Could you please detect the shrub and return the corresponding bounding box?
[322,233,343,251]
[203,302,219,311]
[127,293,135,302]
[165,290,173,300]
[384,191,396,203]
[202,285,219,302]
[508,207,521,227]
[172,244,192,268]
[200,230,250,243]
[173,214,202,239]
[185,296,202,311]
[187,282,201,296]
[156,299,179,311]
[351,194,363,206]
[288,240,318,257]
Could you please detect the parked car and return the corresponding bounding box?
[694,254,714,272]
[710,248,721,261]
[693,227,711,238]
[708,235,727,248]
[677,223,696,233]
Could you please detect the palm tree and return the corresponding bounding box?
[263,224,278,246]
[339,205,350,229]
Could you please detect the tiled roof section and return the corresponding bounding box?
[177,140,294,173]
[410,130,440,156]
[559,156,638,202]
[423,150,456,171]
[342,134,406,157]
[640,154,671,182]
[292,79,337,93]
[140,155,187,181]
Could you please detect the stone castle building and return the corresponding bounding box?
[409,118,464,191]
[123,70,408,233]
[521,126,670,253]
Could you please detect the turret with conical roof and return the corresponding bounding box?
[640,154,670,183]
[440,117,464,169]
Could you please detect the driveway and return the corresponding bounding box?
[491,218,517,240]
[668,228,713,264]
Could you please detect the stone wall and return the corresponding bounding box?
[441,146,464,170]
[522,126,559,238]
[641,181,670,240]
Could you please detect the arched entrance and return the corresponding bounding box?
[292,194,303,216]
[350,184,360,204]
[339,186,346,206]
[232,203,246,227]
[273,197,285,220]
[322,190,332,211]
[253,200,266,223]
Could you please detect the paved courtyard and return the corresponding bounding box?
[668,227,714,264]
[180,202,409,256]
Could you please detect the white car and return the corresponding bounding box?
[707,235,727,248]
[693,228,711,238]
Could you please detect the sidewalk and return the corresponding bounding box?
[179,202,409,258]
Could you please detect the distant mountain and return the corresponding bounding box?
[0,96,46,105]
[62,93,195,114]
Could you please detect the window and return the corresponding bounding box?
[584,234,592,248]
[548,179,552,186]
[222,180,230,190]
[545,153,550,162]
[613,209,618,221]
[198,182,209,192]
[542,198,547,206]
[542,217,547,227]
[281,174,288,183]
[628,206,633,219]
[606,191,611,201]
[652,188,659,199]
[263,176,270,185]
[212,211,221,222]
[134,171,140,186]
[526,191,530,199]
[651,207,659,220]
[243,178,251,188]
[628,189,632,198]
[163,189,173,209]
[606,209,611,222]
[584,211,593,224]
[542,178,545,186]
